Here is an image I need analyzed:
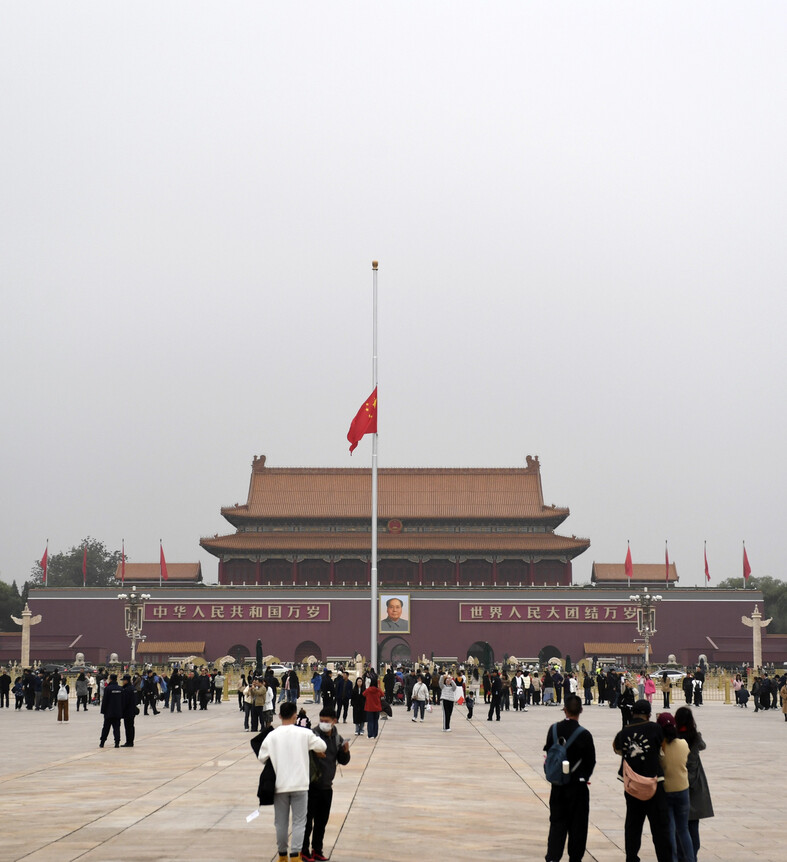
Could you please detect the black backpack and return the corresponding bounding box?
[544,723,585,785]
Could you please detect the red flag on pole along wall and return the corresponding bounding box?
[743,545,751,581]
[347,387,378,454]
[160,542,169,581]
[665,543,670,585]
[82,545,87,586]
[624,545,633,581]
[704,545,710,583]
[121,540,126,584]
[40,545,48,585]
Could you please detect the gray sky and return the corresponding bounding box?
[1,3,785,591]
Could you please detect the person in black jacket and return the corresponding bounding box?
[99,674,123,748]
[486,671,502,721]
[320,670,336,711]
[335,671,352,723]
[613,699,672,862]
[301,706,350,862]
[121,674,138,746]
[142,669,159,715]
[197,667,211,710]
[544,694,595,862]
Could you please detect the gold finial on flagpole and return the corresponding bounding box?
[372,260,378,270]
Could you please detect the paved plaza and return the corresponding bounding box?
[0,694,785,862]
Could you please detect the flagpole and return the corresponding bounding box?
[665,539,669,590]
[370,260,379,672]
[160,539,163,588]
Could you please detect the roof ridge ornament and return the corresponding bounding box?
[252,455,267,472]
[525,455,540,472]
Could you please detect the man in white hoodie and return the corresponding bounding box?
[258,700,327,862]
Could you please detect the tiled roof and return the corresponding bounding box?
[200,531,590,556]
[584,643,645,654]
[137,642,206,654]
[221,461,570,522]
[113,563,202,582]
[591,563,678,583]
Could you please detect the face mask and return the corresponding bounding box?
[318,721,333,733]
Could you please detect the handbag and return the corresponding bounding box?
[257,759,276,805]
[622,760,658,801]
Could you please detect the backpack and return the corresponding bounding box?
[544,723,585,785]
[57,684,68,702]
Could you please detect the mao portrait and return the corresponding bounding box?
[379,594,410,634]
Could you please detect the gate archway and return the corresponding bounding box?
[467,641,494,668]
[294,640,323,663]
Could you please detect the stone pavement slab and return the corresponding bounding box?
[1,697,785,861]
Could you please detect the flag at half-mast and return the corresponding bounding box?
[160,542,169,581]
[624,544,633,581]
[347,387,378,454]
[665,542,670,585]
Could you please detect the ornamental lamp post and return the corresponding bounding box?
[628,587,662,667]
[117,585,151,670]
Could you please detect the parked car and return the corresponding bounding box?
[651,668,687,681]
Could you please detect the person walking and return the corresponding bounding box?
[75,672,89,711]
[250,677,267,733]
[675,706,714,860]
[99,673,123,748]
[613,699,672,862]
[257,701,327,862]
[198,668,211,710]
[411,674,429,722]
[643,674,656,704]
[440,670,457,732]
[142,669,160,715]
[781,678,787,722]
[543,694,595,862]
[361,678,383,739]
[301,706,350,862]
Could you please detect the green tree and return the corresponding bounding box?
[0,580,24,632]
[716,576,787,634]
[27,537,124,589]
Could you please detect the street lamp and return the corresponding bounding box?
[628,587,662,667]
[117,585,151,669]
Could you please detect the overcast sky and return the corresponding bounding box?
[1,3,785,592]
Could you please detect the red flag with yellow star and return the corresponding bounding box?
[347,388,377,454]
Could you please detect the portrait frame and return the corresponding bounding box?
[379,593,410,634]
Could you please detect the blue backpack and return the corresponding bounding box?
[544,723,585,785]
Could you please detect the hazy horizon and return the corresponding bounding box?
[1,3,785,592]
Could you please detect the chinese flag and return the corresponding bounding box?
[347,387,378,454]
[40,546,48,585]
[160,543,169,581]
[82,545,88,586]
[624,545,633,581]
[743,546,751,581]
[704,546,710,583]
